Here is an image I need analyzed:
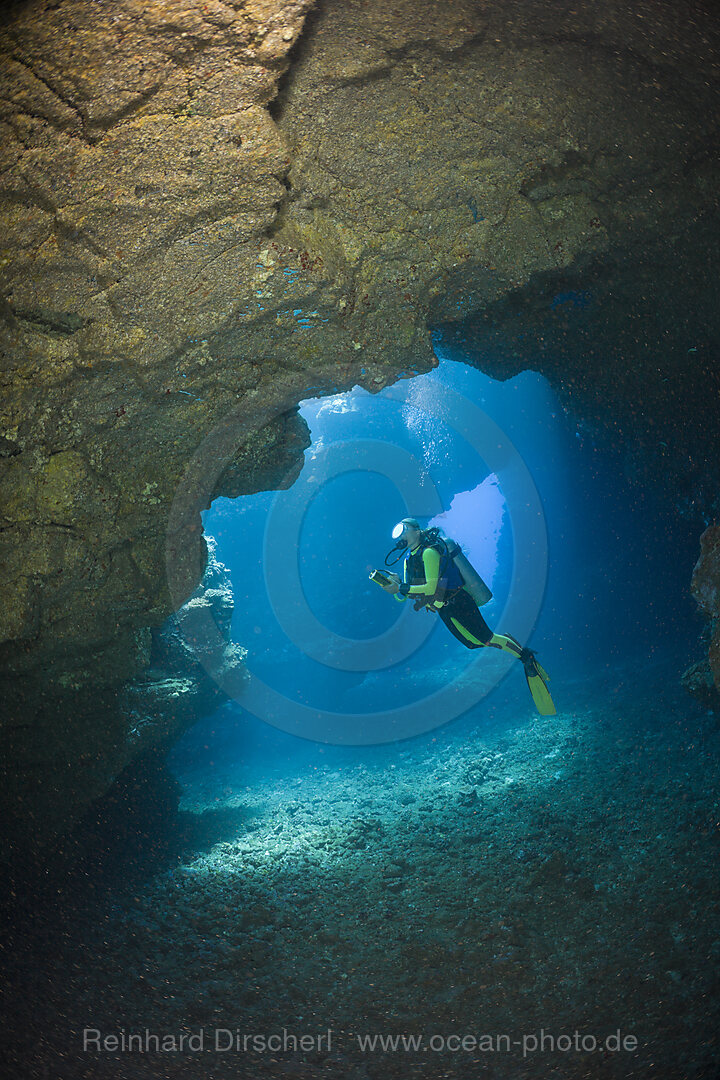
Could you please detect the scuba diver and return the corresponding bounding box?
[372,517,556,716]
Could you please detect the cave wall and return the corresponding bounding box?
[1,0,719,847]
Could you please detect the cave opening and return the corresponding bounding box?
[168,350,706,798]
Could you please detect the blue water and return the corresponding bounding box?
[170,352,705,780]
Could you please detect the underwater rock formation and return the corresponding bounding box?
[685,525,720,708]
[119,535,247,758]
[1,0,719,841]
[1,533,245,855]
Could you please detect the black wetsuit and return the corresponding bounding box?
[402,540,492,649]
[396,534,557,714]
[438,588,493,648]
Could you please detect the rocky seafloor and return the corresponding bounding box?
[4,665,719,1080]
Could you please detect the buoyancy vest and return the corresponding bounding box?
[404,540,464,604]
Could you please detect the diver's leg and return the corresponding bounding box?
[439,590,493,649]
[440,615,482,647]
[488,634,556,716]
[480,628,557,715]
[440,594,556,714]
[486,632,523,657]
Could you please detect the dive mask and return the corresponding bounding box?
[389,518,420,555]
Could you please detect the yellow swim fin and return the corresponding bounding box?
[521,650,557,716]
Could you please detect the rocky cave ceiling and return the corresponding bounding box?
[1,0,719,848]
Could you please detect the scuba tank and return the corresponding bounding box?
[442,536,493,607]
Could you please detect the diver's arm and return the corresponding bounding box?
[404,547,440,597]
[387,570,406,601]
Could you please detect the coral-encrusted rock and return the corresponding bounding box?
[681,658,720,713]
[692,526,720,621]
[690,525,720,696]
[0,534,245,858]
[0,0,317,690]
[119,536,247,758]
